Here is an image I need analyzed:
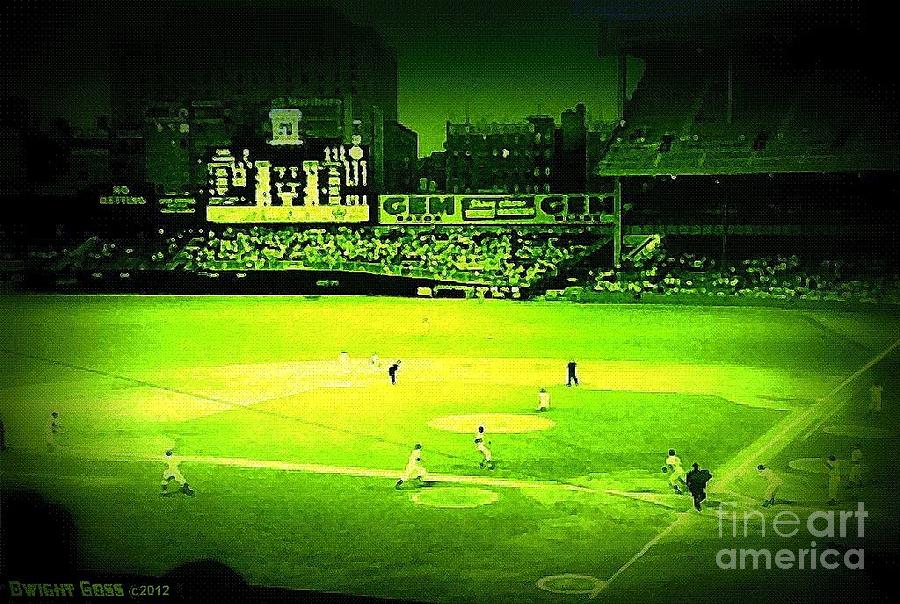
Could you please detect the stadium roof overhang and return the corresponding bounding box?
[597,154,900,177]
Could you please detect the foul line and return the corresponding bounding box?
[97,453,595,492]
[801,335,900,440]
[600,333,900,593]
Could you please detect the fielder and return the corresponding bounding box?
[161,449,194,496]
[46,411,62,452]
[475,425,495,470]
[825,455,841,504]
[869,384,883,414]
[537,388,550,412]
[757,464,782,507]
[663,449,687,494]
[396,443,428,489]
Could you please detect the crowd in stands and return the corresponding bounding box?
[33,226,592,288]
[39,236,153,274]
[593,246,900,304]
[167,226,589,286]
[25,230,900,303]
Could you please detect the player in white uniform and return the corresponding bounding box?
[869,384,883,414]
[757,464,783,507]
[161,449,194,496]
[663,449,687,494]
[396,443,427,489]
[537,388,550,412]
[475,425,494,469]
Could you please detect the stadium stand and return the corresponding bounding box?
[592,245,900,304]
[598,46,899,176]
[30,227,603,289]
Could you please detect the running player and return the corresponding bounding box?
[161,449,194,497]
[664,448,687,494]
[396,443,428,489]
[475,425,494,470]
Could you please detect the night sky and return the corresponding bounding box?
[7,1,885,157]
[335,0,637,155]
[4,0,644,156]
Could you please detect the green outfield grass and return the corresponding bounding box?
[1,296,898,602]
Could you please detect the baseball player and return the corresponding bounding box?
[396,443,428,489]
[161,449,194,496]
[46,411,62,452]
[664,449,687,494]
[537,388,551,412]
[869,384,883,414]
[475,425,494,470]
[758,464,783,507]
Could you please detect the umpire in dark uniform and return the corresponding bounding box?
[686,462,712,511]
[566,360,578,387]
[388,360,401,385]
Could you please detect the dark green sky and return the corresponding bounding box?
[336,0,631,155]
[3,0,637,157]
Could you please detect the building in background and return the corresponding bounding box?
[555,103,588,192]
[103,2,406,201]
[416,151,447,193]
[107,3,397,136]
[444,116,556,194]
[383,122,418,193]
[440,105,605,195]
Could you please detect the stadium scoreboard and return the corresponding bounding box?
[205,141,372,223]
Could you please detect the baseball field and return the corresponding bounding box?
[1,295,897,602]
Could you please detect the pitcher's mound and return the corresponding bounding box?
[411,487,499,508]
[536,574,608,597]
[429,413,555,433]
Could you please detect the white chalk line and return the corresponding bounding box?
[87,453,597,492]
[800,335,900,440]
